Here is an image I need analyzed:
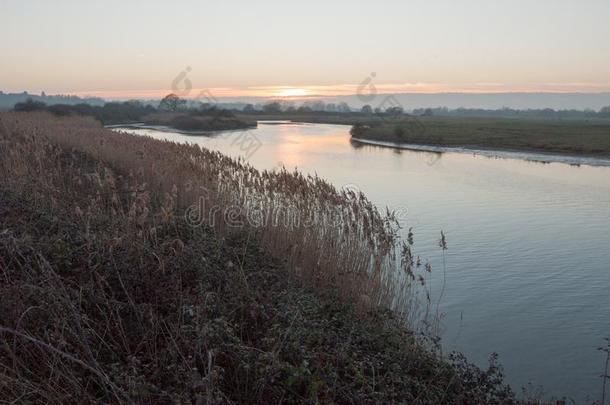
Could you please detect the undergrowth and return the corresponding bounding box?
[0,112,518,403]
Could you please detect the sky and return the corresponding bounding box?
[1,0,610,99]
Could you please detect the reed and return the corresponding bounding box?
[0,111,519,403]
[0,111,423,321]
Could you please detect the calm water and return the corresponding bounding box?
[117,122,610,402]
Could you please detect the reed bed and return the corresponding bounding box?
[0,111,423,321]
[0,111,517,403]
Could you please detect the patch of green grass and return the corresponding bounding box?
[351,116,610,157]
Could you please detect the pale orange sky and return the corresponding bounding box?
[2,0,610,99]
[72,82,610,101]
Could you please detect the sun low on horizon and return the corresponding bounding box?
[2,0,609,97]
[1,0,610,403]
[272,88,310,98]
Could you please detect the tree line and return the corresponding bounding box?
[13,93,610,123]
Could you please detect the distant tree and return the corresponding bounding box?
[47,103,96,117]
[296,106,312,113]
[361,104,373,114]
[600,106,610,117]
[337,102,351,113]
[198,102,213,111]
[243,104,255,113]
[159,93,186,112]
[423,108,434,117]
[123,100,143,108]
[263,102,282,113]
[386,106,404,115]
[325,103,337,112]
[14,98,47,112]
[311,101,326,112]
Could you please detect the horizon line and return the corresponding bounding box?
[5,82,610,101]
[76,84,610,101]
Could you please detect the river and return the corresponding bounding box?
[115,121,610,402]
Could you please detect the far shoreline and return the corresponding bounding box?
[351,136,610,167]
[104,122,255,136]
[109,119,610,167]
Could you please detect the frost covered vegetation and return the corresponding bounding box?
[0,112,522,403]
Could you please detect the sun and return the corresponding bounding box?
[274,88,309,98]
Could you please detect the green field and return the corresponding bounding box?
[350,116,610,157]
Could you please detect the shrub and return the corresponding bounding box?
[14,98,46,112]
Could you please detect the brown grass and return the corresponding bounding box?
[142,112,256,132]
[0,111,520,403]
[0,111,424,319]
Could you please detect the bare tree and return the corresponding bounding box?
[159,93,186,112]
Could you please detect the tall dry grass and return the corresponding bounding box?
[0,111,526,403]
[0,111,424,321]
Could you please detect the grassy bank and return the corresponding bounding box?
[142,111,257,132]
[13,99,257,132]
[236,112,379,126]
[0,112,521,403]
[350,116,610,158]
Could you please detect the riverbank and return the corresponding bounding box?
[236,112,375,126]
[141,111,257,132]
[104,118,604,402]
[11,99,258,132]
[350,116,610,159]
[105,122,256,136]
[351,137,610,167]
[0,112,525,403]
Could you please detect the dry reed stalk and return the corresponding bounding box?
[0,112,430,320]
